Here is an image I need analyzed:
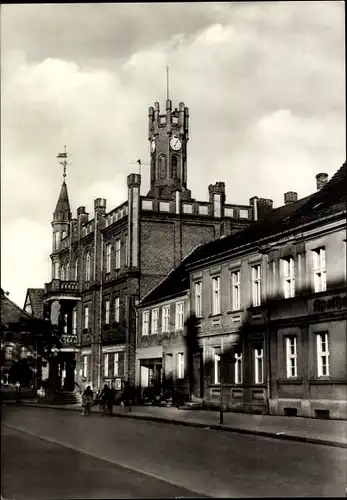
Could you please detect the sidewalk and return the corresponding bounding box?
[9,400,347,449]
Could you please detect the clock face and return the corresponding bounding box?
[170,137,182,151]
[150,140,156,153]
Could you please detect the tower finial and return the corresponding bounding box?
[57,145,68,182]
[166,66,170,100]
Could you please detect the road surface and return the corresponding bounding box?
[2,405,346,498]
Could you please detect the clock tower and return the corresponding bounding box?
[147,100,192,200]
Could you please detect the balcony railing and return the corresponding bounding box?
[44,279,80,295]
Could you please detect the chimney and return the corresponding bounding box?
[257,198,273,219]
[284,191,298,205]
[249,196,259,221]
[316,173,328,190]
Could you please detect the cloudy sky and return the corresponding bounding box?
[1,1,345,307]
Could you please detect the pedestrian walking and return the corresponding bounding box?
[81,386,93,416]
[120,381,132,412]
[99,384,113,416]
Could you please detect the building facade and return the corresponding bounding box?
[137,164,347,419]
[41,97,257,393]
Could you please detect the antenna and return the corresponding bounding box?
[166,65,170,100]
[57,145,69,181]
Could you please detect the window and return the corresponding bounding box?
[234,351,243,384]
[105,300,110,324]
[85,251,91,282]
[63,313,68,333]
[283,257,295,298]
[231,270,241,311]
[212,276,221,315]
[239,209,249,218]
[53,262,60,279]
[74,258,79,281]
[114,353,119,376]
[60,264,65,281]
[54,231,60,251]
[175,302,184,330]
[252,265,261,307]
[177,353,184,379]
[254,346,264,384]
[313,247,326,292]
[62,230,67,240]
[317,332,330,377]
[162,306,170,332]
[5,346,13,360]
[159,155,167,179]
[114,297,120,322]
[285,337,298,377]
[214,349,221,384]
[83,356,88,378]
[125,235,129,267]
[72,308,77,335]
[171,155,179,179]
[84,306,89,329]
[142,311,149,336]
[194,282,202,317]
[213,194,221,218]
[104,354,109,377]
[115,239,121,269]
[106,244,111,273]
[66,261,70,280]
[151,309,159,334]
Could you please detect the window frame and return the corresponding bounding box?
[162,305,170,332]
[85,251,91,282]
[254,346,264,384]
[114,353,119,376]
[214,350,221,385]
[175,301,184,330]
[282,257,295,298]
[234,351,243,384]
[212,276,221,315]
[115,239,121,269]
[106,243,112,274]
[316,332,330,377]
[105,299,110,325]
[142,310,149,336]
[151,308,159,334]
[83,356,88,378]
[231,270,241,311]
[114,296,120,323]
[312,247,327,293]
[285,336,298,378]
[177,352,184,379]
[194,281,202,317]
[251,264,262,307]
[104,353,109,377]
[84,306,89,330]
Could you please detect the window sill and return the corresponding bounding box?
[208,313,223,318]
[277,378,303,384]
[227,309,243,315]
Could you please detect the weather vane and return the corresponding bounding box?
[57,145,69,181]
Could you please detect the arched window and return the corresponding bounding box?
[62,230,67,240]
[171,155,179,179]
[54,231,60,251]
[60,264,65,281]
[53,262,60,279]
[66,261,70,280]
[151,156,155,182]
[85,251,91,282]
[159,155,167,179]
[74,258,79,281]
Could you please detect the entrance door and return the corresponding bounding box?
[193,349,204,398]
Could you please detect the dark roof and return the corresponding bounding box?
[139,162,346,306]
[187,162,346,268]
[24,288,44,319]
[53,182,71,222]
[1,289,31,326]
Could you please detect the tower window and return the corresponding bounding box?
[171,155,179,179]
[54,231,60,251]
[159,155,167,179]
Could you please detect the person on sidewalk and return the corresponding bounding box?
[81,386,93,416]
[99,384,113,416]
[120,381,132,412]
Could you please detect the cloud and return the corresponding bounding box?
[1,2,345,306]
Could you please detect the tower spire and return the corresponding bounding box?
[57,145,68,182]
[166,66,170,100]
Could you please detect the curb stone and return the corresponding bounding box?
[5,402,347,450]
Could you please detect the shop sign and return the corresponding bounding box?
[313,295,347,313]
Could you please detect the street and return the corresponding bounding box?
[2,406,347,498]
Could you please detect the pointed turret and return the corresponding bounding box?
[53,181,71,222]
